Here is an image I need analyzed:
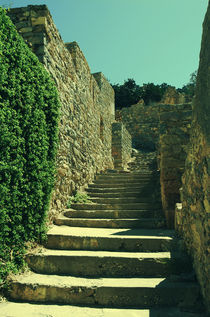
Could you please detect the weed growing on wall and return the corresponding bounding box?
[67,192,91,208]
[0,7,60,285]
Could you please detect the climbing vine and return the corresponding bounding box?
[0,8,60,285]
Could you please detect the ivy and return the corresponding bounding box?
[0,7,60,284]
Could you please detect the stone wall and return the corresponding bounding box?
[8,5,115,219]
[176,3,210,311]
[158,103,192,228]
[116,102,159,151]
[161,87,185,105]
[112,122,132,170]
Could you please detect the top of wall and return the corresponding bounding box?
[8,5,114,111]
[65,41,91,73]
[194,2,210,143]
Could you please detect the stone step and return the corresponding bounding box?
[0,302,206,317]
[8,272,200,308]
[88,183,149,189]
[128,161,152,164]
[128,160,152,164]
[128,168,153,172]
[103,171,153,176]
[55,215,166,228]
[95,174,154,181]
[86,187,151,193]
[26,249,190,278]
[87,191,153,198]
[64,209,162,219]
[45,226,174,252]
[89,197,156,204]
[128,166,152,169]
[129,169,153,173]
[70,203,161,210]
[93,179,153,185]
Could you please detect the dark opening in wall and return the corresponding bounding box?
[100,116,104,142]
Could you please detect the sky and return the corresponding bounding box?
[2,0,209,88]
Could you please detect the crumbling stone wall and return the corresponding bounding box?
[116,102,159,151]
[8,5,115,218]
[112,123,132,169]
[161,87,185,105]
[158,104,192,228]
[115,88,185,152]
[176,3,210,311]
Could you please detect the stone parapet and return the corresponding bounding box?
[8,5,115,219]
[158,103,192,228]
[112,122,132,169]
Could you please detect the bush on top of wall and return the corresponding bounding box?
[0,7,60,285]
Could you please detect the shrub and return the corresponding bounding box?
[67,192,91,208]
[0,8,60,284]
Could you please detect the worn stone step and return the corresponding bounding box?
[86,187,151,193]
[55,215,166,228]
[45,226,174,252]
[26,250,190,278]
[128,167,152,170]
[93,179,153,185]
[88,183,149,189]
[95,174,154,181]
[89,197,156,204]
[128,160,153,164]
[64,209,162,219]
[70,203,161,210]
[103,169,130,174]
[103,171,153,176]
[8,272,200,308]
[87,191,153,198]
[0,302,206,317]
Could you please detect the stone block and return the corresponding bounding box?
[112,122,132,169]
[31,16,47,26]
[174,203,183,233]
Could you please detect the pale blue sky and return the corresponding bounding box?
[4,0,209,87]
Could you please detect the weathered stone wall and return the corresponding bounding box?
[158,103,192,227]
[161,87,185,105]
[8,5,115,218]
[116,102,159,151]
[112,123,132,170]
[176,3,210,311]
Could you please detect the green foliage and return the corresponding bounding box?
[112,79,171,109]
[67,192,91,208]
[0,8,60,283]
[112,79,142,110]
[112,72,197,110]
[141,82,170,105]
[177,70,197,102]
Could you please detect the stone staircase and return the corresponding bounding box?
[7,151,203,313]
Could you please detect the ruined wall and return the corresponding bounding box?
[112,123,132,170]
[158,103,192,228]
[177,3,210,311]
[116,102,159,151]
[116,100,192,226]
[8,5,115,218]
[115,88,186,152]
[161,87,185,105]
